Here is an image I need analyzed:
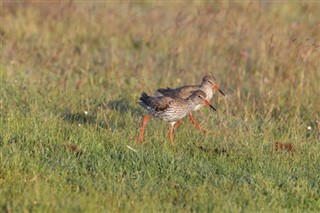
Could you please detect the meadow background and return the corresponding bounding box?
[1,1,320,212]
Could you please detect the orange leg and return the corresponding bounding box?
[189,113,206,133]
[174,120,182,128]
[138,114,152,144]
[169,124,174,144]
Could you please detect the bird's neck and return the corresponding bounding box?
[200,82,211,90]
[200,85,213,100]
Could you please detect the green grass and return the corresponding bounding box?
[1,1,320,212]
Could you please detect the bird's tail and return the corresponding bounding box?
[139,92,152,110]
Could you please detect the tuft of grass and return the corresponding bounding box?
[1,1,320,212]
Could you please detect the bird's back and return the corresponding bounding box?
[154,97,195,123]
[139,92,172,114]
[157,85,200,99]
[139,92,197,123]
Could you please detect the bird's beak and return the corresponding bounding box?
[203,100,216,111]
[213,84,225,96]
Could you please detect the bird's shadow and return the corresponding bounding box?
[60,98,142,128]
[60,110,99,126]
[104,98,143,116]
[107,99,135,114]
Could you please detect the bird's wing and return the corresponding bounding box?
[157,85,199,98]
[156,87,174,96]
[152,96,173,112]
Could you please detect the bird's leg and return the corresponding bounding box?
[169,123,174,144]
[174,120,182,128]
[189,113,206,133]
[138,114,152,144]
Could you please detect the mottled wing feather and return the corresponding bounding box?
[156,87,174,96]
[149,96,172,112]
[157,85,200,99]
[166,98,185,110]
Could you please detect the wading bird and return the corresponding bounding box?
[156,75,225,132]
[138,90,216,144]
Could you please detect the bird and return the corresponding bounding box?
[155,75,225,132]
[138,90,216,144]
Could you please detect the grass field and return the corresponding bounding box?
[1,1,320,212]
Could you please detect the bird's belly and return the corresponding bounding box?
[155,110,189,123]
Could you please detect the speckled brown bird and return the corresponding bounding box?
[138,90,216,144]
[155,75,224,132]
